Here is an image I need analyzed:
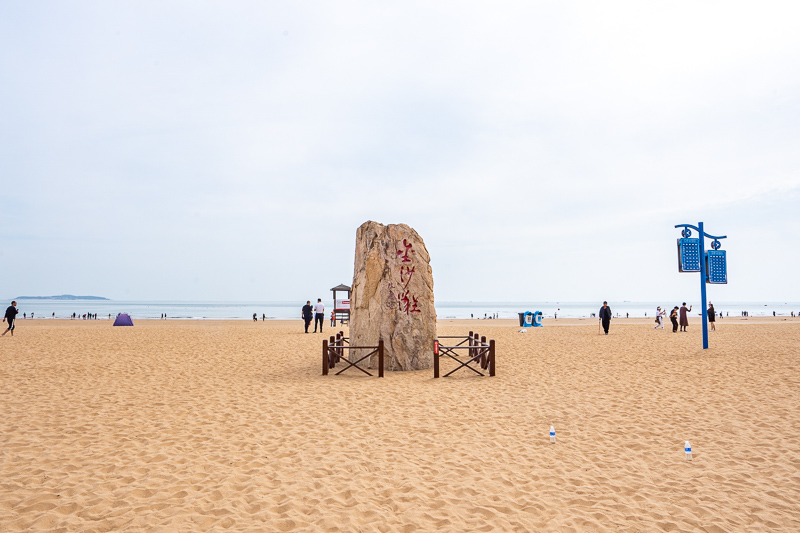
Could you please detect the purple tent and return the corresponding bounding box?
[113,313,134,326]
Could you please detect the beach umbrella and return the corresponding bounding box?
[113,313,134,326]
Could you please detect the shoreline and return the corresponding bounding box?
[8,300,799,322]
[10,316,799,326]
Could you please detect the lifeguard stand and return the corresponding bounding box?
[330,284,351,325]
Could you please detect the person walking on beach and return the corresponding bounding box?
[679,302,692,332]
[253,313,258,322]
[330,310,336,327]
[301,301,313,333]
[599,301,612,335]
[2,301,19,336]
[708,303,716,331]
[313,299,325,333]
[669,306,679,332]
[654,306,665,329]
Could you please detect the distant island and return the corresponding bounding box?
[16,295,110,301]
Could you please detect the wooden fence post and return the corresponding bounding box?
[434,340,439,378]
[322,339,329,375]
[489,339,496,377]
[378,339,384,378]
[480,335,487,369]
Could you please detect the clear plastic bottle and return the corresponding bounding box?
[550,426,556,444]
[685,441,692,461]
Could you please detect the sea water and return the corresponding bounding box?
[8,299,800,321]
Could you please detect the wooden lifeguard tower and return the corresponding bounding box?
[330,284,351,325]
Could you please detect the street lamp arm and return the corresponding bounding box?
[674,224,727,241]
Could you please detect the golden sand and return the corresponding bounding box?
[1,317,799,532]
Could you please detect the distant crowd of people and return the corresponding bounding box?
[7,311,102,320]
[599,301,743,335]
[2,298,798,340]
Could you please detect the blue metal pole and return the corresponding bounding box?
[699,221,708,349]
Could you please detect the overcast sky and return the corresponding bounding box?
[2,1,799,303]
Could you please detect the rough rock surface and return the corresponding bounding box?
[350,221,436,371]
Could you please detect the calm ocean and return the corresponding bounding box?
[9,300,800,320]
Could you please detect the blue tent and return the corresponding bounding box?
[113,313,134,326]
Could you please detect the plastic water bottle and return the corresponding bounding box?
[685,441,692,461]
[550,426,556,444]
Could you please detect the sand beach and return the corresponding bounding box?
[1,317,799,532]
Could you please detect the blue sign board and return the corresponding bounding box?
[677,238,701,272]
[706,250,727,284]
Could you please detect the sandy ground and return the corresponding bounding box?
[1,316,799,532]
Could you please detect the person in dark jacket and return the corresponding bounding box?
[301,301,314,333]
[599,301,612,335]
[670,306,679,332]
[708,303,716,331]
[2,301,19,336]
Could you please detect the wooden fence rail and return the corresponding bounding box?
[434,330,495,378]
[323,332,384,377]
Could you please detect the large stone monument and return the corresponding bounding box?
[350,221,436,371]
